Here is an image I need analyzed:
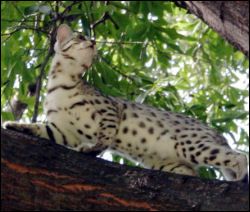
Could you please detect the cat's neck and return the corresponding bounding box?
[47,53,85,90]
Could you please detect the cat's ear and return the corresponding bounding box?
[56,24,73,47]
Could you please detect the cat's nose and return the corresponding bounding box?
[89,40,96,49]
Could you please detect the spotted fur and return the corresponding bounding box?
[4,24,248,181]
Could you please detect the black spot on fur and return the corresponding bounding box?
[189,147,195,151]
[151,112,157,117]
[91,112,96,120]
[171,136,177,140]
[99,109,107,114]
[95,99,101,104]
[157,121,164,128]
[84,124,91,129]
[159,165,165,171]
[46,125,56,143]
[139,122,146,128]
[148,127,154,134]
[198,143,204,148]
[77,129,83,134]
[174,143,179,149]
[123,127,128,134]
[132,113,139,118]
[191,155,198,164]
[115,139,122,143]
[201,146,210,151]
[175,129,181,133]
[195,151,201,156]
[161,129,169,135]
[209,156,217,161]
[224,160,231,165]
[122,113,127,120]
[210,149,220,155]
[106,125,116,128]
[182,148,187,158]
[132,130,137,135]
[174,121,180,125]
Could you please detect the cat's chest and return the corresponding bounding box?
[45,94,102,148]
[44,86,82,108]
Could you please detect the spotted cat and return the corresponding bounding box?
[4,24,248,181]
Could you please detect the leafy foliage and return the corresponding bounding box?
[1,1,249,180]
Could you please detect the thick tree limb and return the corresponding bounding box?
[1,128,249,211]
[176,1,249,57]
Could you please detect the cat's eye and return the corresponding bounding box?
[77,35,86,40]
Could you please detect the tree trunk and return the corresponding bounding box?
[176,1,249,57]
[1,128,249,211]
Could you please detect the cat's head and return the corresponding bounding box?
[54,24,96,69]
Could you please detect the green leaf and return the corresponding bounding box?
[209,65,221,85]
[24,5,39,15]
[2,111,15,121]
[81,15,91,37]
[211,111,248,123]
[198,167,217,180]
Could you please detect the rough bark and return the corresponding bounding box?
[1,128,249,211]
[176,1,249,57]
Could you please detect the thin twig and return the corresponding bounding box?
[99,55,136,83]
[31,47,53,123]
[31,24,57,123]
[1,25,49,44]
[61,1,81,17]
[90,1,96,38]
[91,12,110,30]
[1,18,36,23]
[95,40,146,45]
[1,26,49,36]
[91,1,119,31]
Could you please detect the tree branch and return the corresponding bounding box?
[91,12,119,32]
[175,1,249,57]
[1,128,249,211]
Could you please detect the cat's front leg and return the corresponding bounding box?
[4,121,50,140]
[96,114,120,149]
[4,121,103,157]
[78,117,119,154]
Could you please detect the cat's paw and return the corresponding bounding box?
[3,121,34,135]
[3,121,18,130]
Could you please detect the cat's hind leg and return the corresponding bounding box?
[161,162,197,177]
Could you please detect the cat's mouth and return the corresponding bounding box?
[89,40,97,56]
[88,40,96,49]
